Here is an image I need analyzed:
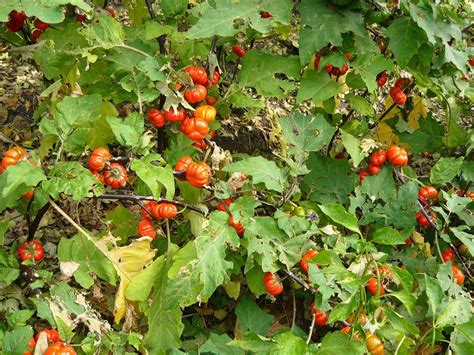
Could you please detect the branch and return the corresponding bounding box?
[28,202,51,241]
[95,193,207,215]
[281,269,316,293]
[369,102,397,129]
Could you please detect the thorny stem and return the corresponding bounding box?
[281,269,316,293]
[27,202,51,241]
[96,193,207,215]
[368,102,397,129]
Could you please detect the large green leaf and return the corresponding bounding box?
[383,181,418,232]
[386,18,427,67]
[238,50,301,98]
[372,227,405,245]
[107,113,145,148]
[297,70,342,104]
[430,157,463,185]
[2,326,34,353]
[319,204,361,236]
[81,15,125,47]
[223,156,286,193]
[0,251,20,287]
[315,332,365,354]
[235,295,274,336]
[352,53,393,92]
[399,116,444,154]
[131,154,175,200]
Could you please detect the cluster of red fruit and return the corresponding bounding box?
[441,247,465,285]
[136,201,178,239]
[174,156,211,188]
[24,329,75,355]
[216,199,245,235]
[6,10,49,42]
[17,240,44,262]
[87,148,127,189]
[147,66,218,149]
[416,185,438,228]
[359,145,408,184]
[232,45,246,58]
[314,52,350,77]
[366,265,392,297]
[1,146,35,199]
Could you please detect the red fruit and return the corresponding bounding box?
[344,53,351,60]
[379,42,386,53]
[415,211,436,228]
[141,201,159,219]
[335,152,345,159]
[260,11,272,18]
[205,96,218,106]
[147,108,166,128]
[24,337,35,355]
[310,303,328,326]
[184,66,208,86]
[452,265,465,285]
[175,156,194,177]
[21,190,35,199]
[229,215,245,236]
[376,71,388,87]
[390,86,407,105]
[367,277,384,296]
[442,247,455,262]
[6,11,26,32]
[457,189,474,200]
[366,334,384,355]
[103,163,127,189]
[180,117,209,141]
[34,329,61,343]
[469,57,474,66]
[88,147,111,172]
[331,67,341,76]
[358,170,370,185]
[300,249,319,273]
[340,63,349,75]
[324,65,333,73]
[368,162,382,175]
[34,19,49,30]
[184,85,207,104]
[194,104,216,122]
[154,203,178,219]
[138,219,156,239]
[192,140,207,150]
[163,108,187,122]
[263,272,283,296]
[216,198,232,212]
[386,145,408,166]
[313,54,321,71]
[370,150,387,166]
[232,45,245,58]
[2,146,27,172]
[394,77,411,89]
[91,171,104,184]
[106,7,116,17]
[418,185,438,204]
[31,29,43,42]
[186,162,211,188]
[17,241,44,262]
[44,343,76,355]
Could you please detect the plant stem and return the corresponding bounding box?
[281,269,316,293]
[369,102,397,129]
[96,193,207,215]
[28,202,51,241]
[306,314,316,344]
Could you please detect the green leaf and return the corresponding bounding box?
[389,290,417,316]
[392,266,414,292]
[297,70,342,104]
[224,157,286,193]
[106,205,138,241]
[2,326,34,353]
[361,166,397,201]
[143,253,184,353]
[399,116,444,154]
[58,234,117,287]
[384,308,419,335]
[200,333,243,355]
[0,251,20,287]
[126,254,166,302]
[50,282,87,315]
[315,332,365,354]
[423,276,443,317]
[235,295,274,336]
[303,154,356,205]
[430,157,464,185]
[372,227,405,245]
[347,94,373,116]
[107,113,145,148]
[81,16,125,47]
[436,299,472,328]
[55,316,75,342]
[340,130,365,168]
[280,113,336,157]
[42,162,104,200]
[187,0,272,39]
[245,266,266,297]
[136,57,167,82]
[0,220,9,247]
[451,227,474,258]
[461,161,474,182]
[383,181,418,232]
[328,292,359,323]
[131,154,175,200]
[352,53,393,93]
[228,333,276,352]
[161,0,188,16]
[319,204,361,235]
[0,162,46,213]
[6,310,34,328]
[386,18,427,67]
[238,50,300,98]
[273,331,308,354]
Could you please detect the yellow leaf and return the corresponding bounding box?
[407,96,428,129]
[97,236,157,323]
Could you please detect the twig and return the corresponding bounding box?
[281,269,316,293]
[28,202,51,241]
[144,0,167,55]
[369,103,397,129]
[95,193,207,215]
[205,36,218,72]
[291,285,297,329]
[306,314,316,344]
[461,181,471,196]
[462,24,473,32]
